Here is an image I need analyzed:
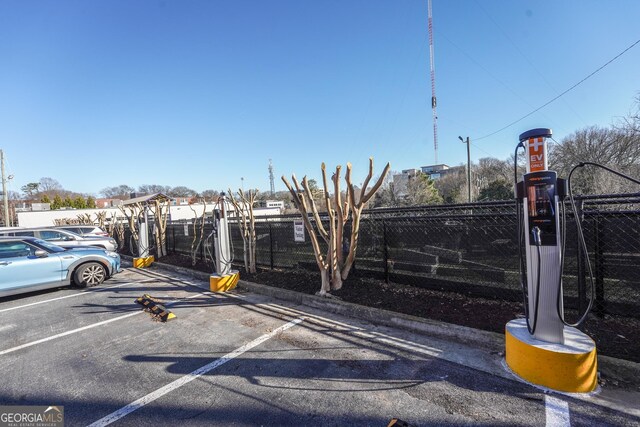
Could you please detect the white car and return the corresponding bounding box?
[0,228,117,252]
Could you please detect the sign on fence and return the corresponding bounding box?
[294,220,305,242]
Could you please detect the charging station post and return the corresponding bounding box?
[505,128,597,393]
[209,193,240,292]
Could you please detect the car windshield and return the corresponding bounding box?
[33,239,66,253]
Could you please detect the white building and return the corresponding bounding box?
[16,204,282,227]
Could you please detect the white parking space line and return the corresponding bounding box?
[86,317,304,427]
[0,281,144,314]
[545,395,571,427]
[0,293,205,356]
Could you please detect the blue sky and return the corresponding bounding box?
[1,0,639,196]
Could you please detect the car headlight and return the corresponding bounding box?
[107,251,119,258]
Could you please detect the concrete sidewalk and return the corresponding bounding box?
[147,260,640,418]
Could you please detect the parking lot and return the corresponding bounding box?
[1,266,638,426]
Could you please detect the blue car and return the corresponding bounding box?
[0,236,121,298]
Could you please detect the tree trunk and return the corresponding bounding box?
[318,267,331,296]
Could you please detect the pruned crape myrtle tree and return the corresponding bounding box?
[188,198,208,267]
[282,158,390,295]
[104,212,126,251]
[118,198,170,258]
[153,198,170,258]
[120,203,143,255]
[227,189,258,274]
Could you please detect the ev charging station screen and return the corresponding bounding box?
[527,184,555,218]
[525,173,558,246]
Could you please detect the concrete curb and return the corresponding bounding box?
[130,257,640,389]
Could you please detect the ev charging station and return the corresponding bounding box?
[209,193,240,292]
[505,128,598,393]
[138,206,150,259]
[133,203,155,268]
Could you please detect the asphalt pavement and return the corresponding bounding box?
[0,267,638,426]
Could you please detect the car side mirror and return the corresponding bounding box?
[34,249,49,258]
[64,236,75,241]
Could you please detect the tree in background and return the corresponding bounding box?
[73,196,87,209]
[21,182,39,198]
[373,181,403,208]
[51,194,63,210]
[434,168,467,204]
[100,185,134,199]
[478,179,513,201]
[138,184,171,195]
[168,186,197,197]
[40,194,51,204]
[200,189,220,202]
[86,196,96,208]
[63,196,73,208]
[38,177,63,195]
[549,124,640,194]
[405,172,443,206]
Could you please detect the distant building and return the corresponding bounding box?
[259,200,285,209]
[421,164,464,180]
[392,169,421,196]
[170,197,194,206]
[13,202,51,212]
[95,198,123,208]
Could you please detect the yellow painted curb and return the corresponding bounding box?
[505,319,597,393]
[133,256,155,268]
[210,271,240,292]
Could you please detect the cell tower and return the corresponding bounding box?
[268,159,275,195]
[428,0,438,164]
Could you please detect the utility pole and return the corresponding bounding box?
[1,150,10,226]
[428,0,438,164]
[458,136,471,203]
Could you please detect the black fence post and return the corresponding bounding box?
[594,214,606,318]
[383,220,389,284]
[269,222,274,270]
[172,224,176,254]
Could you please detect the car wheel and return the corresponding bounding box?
[74,262,107,287]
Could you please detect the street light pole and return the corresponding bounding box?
[458,136,471,203]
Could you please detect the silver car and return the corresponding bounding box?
[56,225,109,237]
[0,228,117,252]
[0,236,121,297]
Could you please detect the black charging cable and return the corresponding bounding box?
[556,162,640,327]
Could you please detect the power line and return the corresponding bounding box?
[474,38,640,142]
[473,0,587,128]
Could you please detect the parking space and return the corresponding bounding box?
[1,267,638,426]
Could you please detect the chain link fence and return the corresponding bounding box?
[154,195,640,359]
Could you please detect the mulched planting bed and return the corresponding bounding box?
[156,253,640,364]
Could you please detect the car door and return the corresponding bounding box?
[0,240,64,293]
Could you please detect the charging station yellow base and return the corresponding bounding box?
[505,319,597,393]
[210,271,240,292]
[133,256,155,268]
